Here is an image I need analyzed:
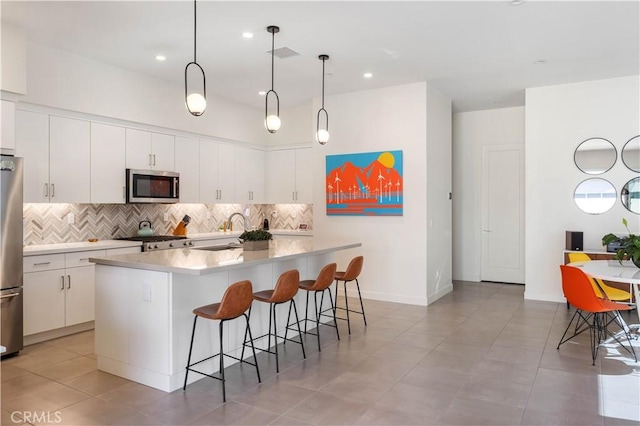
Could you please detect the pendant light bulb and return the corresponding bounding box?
[316,54,330,145]
[265,114,281,133]
[265,26,281,133]
[184,0,206,117]
[186,93,207,115]
[316,129,330,145]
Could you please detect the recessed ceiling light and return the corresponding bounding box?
[242,32,254,39]
[510,0,525,5]
[258,91,266,96]
[534,59,547,65]
[363,72,373,79]
[155,55,166,61]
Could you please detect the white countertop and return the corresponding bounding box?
[188,229,313,239]
[90,239,358,276]
[22,230,312,256]
[24,240,143,256]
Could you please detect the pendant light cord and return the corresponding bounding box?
[321,57,325,109]
[270,30,275,91]
[193,0,197,62]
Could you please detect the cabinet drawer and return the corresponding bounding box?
[24,254,65,272]
[66,250,106,268]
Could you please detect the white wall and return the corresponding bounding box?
[452,107,525,281]
[1,23,27,95]
[525,75,640,302]
[426,85,453,302]
[266,103,314,148]
[312,82,452,306]
[21,42,267,145]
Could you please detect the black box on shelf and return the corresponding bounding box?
[565,231,583,251]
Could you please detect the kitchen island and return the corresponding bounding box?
[89,239,361,392]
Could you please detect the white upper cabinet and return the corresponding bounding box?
[91,122,126,203]
[199,139,235,203]
[294,148,313,203]
[266,148,312,203]
[15,110,50,203]
[126,129,175,171]
[1,100,16,154]
[151,133,175,171]
[235,146,265,204]
[49,116,91,203]
[174,136,199,203]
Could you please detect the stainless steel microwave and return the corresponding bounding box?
[126,169,180,203]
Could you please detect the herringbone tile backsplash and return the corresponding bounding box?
[24,203,313,245]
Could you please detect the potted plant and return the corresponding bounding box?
[602,218,640,268]
[239,229,272,251]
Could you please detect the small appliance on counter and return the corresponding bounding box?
[138,220,154,237]
[173,215,191,236]
[263,218,269,230]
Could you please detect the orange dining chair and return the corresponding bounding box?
[557,265,636,365]
[567,252,633,303]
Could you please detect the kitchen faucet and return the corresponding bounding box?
[227,212,248,231]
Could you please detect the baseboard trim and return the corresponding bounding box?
[25,321,94,346]
[523,291,565,303]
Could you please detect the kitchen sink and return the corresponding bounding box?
[193,243,242,252]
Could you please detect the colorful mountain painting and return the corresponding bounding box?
[325,150,403,216]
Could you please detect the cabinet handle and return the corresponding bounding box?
[67,275,71,289]
[44,183,49,197]
[51,183,55,197]
[148,154,152,166]
[33,261,51,266]
[60,276,65,290]
[292,191,295,200]
[153,154,156,166]
[0,292,20,300]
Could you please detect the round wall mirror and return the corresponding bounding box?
[574,138,617,175]
[574,178,616,214]
[621,135,640,172]
[621,177,640,215]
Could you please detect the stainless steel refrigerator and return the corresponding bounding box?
[1,155,23,356]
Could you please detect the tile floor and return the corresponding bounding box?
[2,281,639,425]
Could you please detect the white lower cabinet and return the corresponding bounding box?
[23,251,102,336]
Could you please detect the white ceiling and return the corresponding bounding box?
[2,1,639,112]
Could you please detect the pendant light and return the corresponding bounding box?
[184,0,206,116]
[265,25,281,133]
[316,54,330,145]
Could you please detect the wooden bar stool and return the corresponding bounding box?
[297,263,340,351]
[183,280,261,402]
[242,269,306,373]
[334,256,366,334]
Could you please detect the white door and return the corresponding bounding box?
[266,150,295,203]
[91,122,126,203]
[216,143,235,202]
[15,110,50,202]
[126,128,152,169]
[295,148,313,203]
[150,133,175,171]
[199,140,219,203]
[49,116,91,203]
[65,266,95,326]
[174,136,199,203]
[481,145,525,284]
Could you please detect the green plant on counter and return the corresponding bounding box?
[602,218,640,267]
[239,229,273,241]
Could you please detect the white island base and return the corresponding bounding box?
[93,241,360,392]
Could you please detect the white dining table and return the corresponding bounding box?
[570,260,640,322]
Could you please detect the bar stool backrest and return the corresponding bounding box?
[341,256,363,281]
[309,263,337,291]
[215,280,254,320]
[270,269,300,303]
